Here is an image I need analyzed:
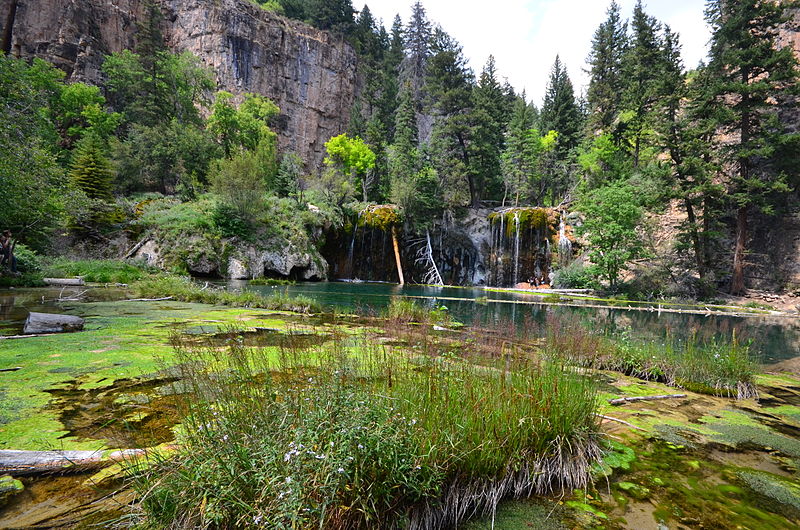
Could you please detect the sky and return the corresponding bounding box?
[359,0,710,105]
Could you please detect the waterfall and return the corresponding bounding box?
[558,215,573,268]
[347,223,357,278]
[513,212,520,286]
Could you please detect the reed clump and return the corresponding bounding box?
[540,314,759,399]
[133,275,321,313]
[131,324,601,529]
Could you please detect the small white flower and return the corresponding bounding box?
[316,453,326,460]
[337,467,345,473]
[357,444,364,450]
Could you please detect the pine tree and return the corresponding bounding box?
[620,0,663,167]
[400,2,432,111]
[69,135,114,201]
[470,55,506,201]
[540,55,581,157]
[501,94,536,206]
[425,28,476,207]
[307,0,355,35]
[654,27,721,284]
[586,1,627,134]
[704,0,799,294]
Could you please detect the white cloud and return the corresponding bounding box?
[357,0,710,105]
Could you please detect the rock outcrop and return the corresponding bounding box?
[2,0,357,169]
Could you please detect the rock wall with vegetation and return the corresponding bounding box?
[1,0,357,169]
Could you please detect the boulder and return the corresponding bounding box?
[24,312,85,334]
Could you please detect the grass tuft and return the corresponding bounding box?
[133,275,321,313]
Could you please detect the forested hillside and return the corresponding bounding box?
[1,0,798,298]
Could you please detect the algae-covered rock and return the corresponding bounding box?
[0,475,24,505]
[738,470,800,512]
[616,481,651,500]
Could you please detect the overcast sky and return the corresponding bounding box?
[359,0,710,105]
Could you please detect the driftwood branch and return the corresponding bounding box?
[608,394,687,406]
[0,449,148,476]
[123,238,150,259]
[596,414,646,431]
[0,333,58,340]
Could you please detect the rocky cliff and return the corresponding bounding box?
[1,0,358,168]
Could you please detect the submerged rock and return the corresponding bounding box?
[23,312,84,334]
[0,475,24,506]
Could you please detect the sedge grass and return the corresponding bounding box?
[131,323,601,529]
[132,275,321,314]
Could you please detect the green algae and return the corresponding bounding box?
[0,475,24,506]
[737,469,800,513]
[0,298,312,450]
[462,500,568,529]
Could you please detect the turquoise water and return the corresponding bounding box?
[233,280,800,363]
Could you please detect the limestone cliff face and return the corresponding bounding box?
[2,0,357,168]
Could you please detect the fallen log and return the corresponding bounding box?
[0,367,21,372]
[0,449,147,476]
[123,238,150,259]
[0,333,58,340]
[608,394,687,406]
[43,278,84,286]
[121,296,173,302]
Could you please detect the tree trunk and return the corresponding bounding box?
[731,206,748,295]
[391,226,404,285]
[684,198,705,280]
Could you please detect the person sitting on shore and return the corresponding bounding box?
[0,230,17,274]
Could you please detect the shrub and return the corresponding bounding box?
[10,244,42,274]
[552,261,599,290]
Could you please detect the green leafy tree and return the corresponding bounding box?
[113,120,220,195]
[0,56,67,246]
[586,1,628,134]
[54,83,121,149]
[578,181,644,288]
[704,0,799,294]
[324,133,377,201]
[102,49,214,127]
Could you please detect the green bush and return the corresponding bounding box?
[211,202,252,239]
[552,261,599,289]
[10,244,42,274]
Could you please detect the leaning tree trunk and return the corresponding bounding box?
[731,206,748,295]
[684,198,706,280]
[391,226,404,285]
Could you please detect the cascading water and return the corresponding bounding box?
[347,223,358,278]
[486,207,560,288]
[513,212,520,286]
[558,215,573,268]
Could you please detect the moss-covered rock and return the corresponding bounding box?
[0,475,24,506]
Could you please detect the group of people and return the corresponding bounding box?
[1,230,17,274]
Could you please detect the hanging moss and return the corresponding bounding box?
[359,204,401,231]
[488,207,557,237]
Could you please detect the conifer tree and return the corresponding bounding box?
[426,28,475,207]
[69,134,114,202]
[704,0,799,294]
[620,0,663,167]
[540,55,581,158]
[400,2,432,111]
[470,55,506,200]
[654,28,721,284]
[586,1,627,134]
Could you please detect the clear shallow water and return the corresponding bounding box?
[232,281,800,364]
